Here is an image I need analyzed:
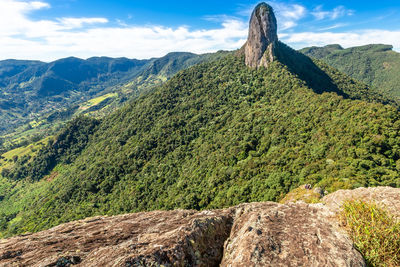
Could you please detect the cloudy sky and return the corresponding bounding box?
[0,0,399,61]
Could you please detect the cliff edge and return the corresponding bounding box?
[245,2,278,68]
[4,186,399,266]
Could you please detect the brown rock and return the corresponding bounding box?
[2,195,384,266]
[0,209,232,267]
[220,202,365,267]
[322,186,400,218]
[245,2,278,68]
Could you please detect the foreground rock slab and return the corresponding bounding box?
[0,200,369,266]
[0,209,232,267]
[5,186,398,266]
[221,202,365,267]
[322,186,400,218]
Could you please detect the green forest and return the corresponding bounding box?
[301,44,400,100]
[1,42,399,237]
[0,52,226,155]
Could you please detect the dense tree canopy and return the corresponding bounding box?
[301,44,400,100]
[1,116,100,181]
[1,44,400,237]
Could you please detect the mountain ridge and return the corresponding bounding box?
[2,47,399,237]
[0,1,399,246]
[300,44,400,100]
[0,51,228,152]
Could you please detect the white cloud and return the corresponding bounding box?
[280,30,400,51]
[318,23,348,31]
[0,0,248,61]
[280,4,306,20]
[282,21,296,30]
[0,0,108,38]
[311,5,353,20]
[0,0,398,61]
[44,20,247,59]
[28,1,48,9]
[58,18,109,29]
[275,3,306,30]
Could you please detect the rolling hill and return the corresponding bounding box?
[300,44,400,99]
[0,51,227,152]
[0,3,399,239]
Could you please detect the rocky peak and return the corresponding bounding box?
[245,2,278,68]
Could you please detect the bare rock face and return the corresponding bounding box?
[322,186,400,218]
[4,186,396,266]
[0,209,233,267]
[0,201,368,266]
[245,3,278,68]
[220,202,365,267]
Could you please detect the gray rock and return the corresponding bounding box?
[245,3,278,68]
[6,187,397,266]
[322,186,400,218]
[0,202,367,267]
[0,210,233,267]
[221,202,366,267]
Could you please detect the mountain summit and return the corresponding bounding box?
[1,0,400,246]
[245,2,278,68]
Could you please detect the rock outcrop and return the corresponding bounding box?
[221,202,365,267]
[245,2,278,68]
[280,184,325,204]
[0,209,233,267]
[6,195,394,266]
[322,186,400,218]
[2,186,399,266]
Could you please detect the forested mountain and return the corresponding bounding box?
[1,3,399,239]
[0,51,227,151]
[300,44,400,99]
[0,56,145,132]
[1,40,400,236]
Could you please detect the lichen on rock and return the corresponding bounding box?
[220,202,366,267]
[0,199,374,266]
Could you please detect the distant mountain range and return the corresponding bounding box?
[2,37,400,237]
[1,4,399,266]
[0,51,227,150]
[2,43,400,152]
[300,44,400,100]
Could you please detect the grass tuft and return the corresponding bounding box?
[340,200,400,267]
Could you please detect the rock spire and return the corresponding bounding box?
[245,2,278,68]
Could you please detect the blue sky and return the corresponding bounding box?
[0,0,399,61]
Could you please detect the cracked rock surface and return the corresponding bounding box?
[0,199,379,266]
[0,209,233,267]
[2,187,398,266]
[220,202,365,267]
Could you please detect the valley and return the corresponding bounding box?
[0,1,399,266]
[0,51,227,153]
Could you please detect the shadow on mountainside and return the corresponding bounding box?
[275,41,349,98]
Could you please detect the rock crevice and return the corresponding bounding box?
[5,192,395,266]
[3,184,400,266]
